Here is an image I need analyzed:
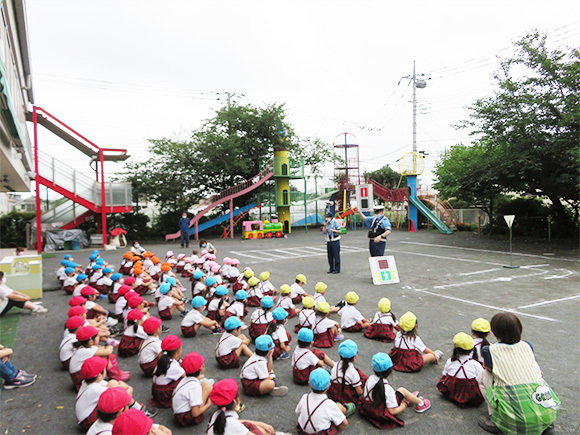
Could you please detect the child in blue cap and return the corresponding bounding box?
[328,339,368,405]
[62,266,78,295]
[191,270,206,298]
[266,307,292,360]
[292,328,335,385]
[202,276,218,300]
[181,295,223,337]
[223,290,249,324]
[56,259,69,284]
[240,335,288,397]
[215,316,253,369]
[248,296,274,342]
[157,283,187,320]
[359,352,431,429]
[207,285,230,324]
[72,274,89,297]
[95,267,114,295]
[295,368,353,434]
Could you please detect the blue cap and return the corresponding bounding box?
[102,267,113,274]
[193,270,205,280]
[224,316,243,331]
[166,277,176,286]
[63,254,72,259]
[96,258,105,265]
[309,368,331,391]
[255,335,274,352]
[89,253,98,261]
[205,276,217,286]
[192,296,208,309]
[92,264,102,270]
[261,296,273,309]
[338,339,358,358]
[76,274,88,282]
[372,352,393,372]
[64,267,74,274]
[111,273,122,281]
[60,259,69,266]
[272,307,288,321]
[215,285,228,296]
[298,328,314,343]
[92,250,99,254]
[159,283,171,294]
[235,290,248,301]
[69,262,79,268]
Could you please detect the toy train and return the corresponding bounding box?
[242,216,285,239]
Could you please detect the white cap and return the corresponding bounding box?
[373,205,385,210]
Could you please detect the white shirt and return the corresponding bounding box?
[248,285,263,300]
[193,282,206,296]
[297,309,316,329]
[226,301,245,317]
[271,324,289,343]
[259,280,275,294]
[115,297,128,316]
[97,276,112,287]
[56,266,66,281]
[394,331,426,353]
[313,293,326,306]
[290,283,305,299]
[207,410,249,435]
[143,258,153,269]
[59,331,77,362]
[471,337,485,364]
[76,380,108,422]
[250,308,273,325]
[330,361,362,388]
[338,305,365,329]
[89,272,102,284]
[123,324,148,340]
[371,312,398,326]
[85,300,96,310]
[176,260,185,269]
[240,353,269,380]
[63,276,77,288]
[296,392,345,434]
[72,284,85,297]
[292,347,320,371]
[208,297,224,312]
[0,282,14,312]
[172,377,203,414]
[139,336,162,364]
[181,309,203,327]
[86,420,112,435]
[158,295,175,312]
[154,359,185,385]
[228,267,240,279]
[221,264,232,277]
[277,296,295,310]
[69,346,98,374]
[216,332,243,357]
[442,355,483,379]
[148,264,160,277]
[363,375,398,408]
[312,316,336,335]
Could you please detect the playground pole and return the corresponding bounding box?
[230,198,234,239]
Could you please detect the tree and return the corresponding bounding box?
[438,30,579,232]
[364,165,406,189]
[120,103,335,213]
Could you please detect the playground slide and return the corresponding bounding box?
[408,196,453,234]
[188,203,258,236]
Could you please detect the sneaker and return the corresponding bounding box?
[141,405,158,418]
[183,298,191,304]
[180,310,189,317]
[335,300,346,309]
[344,402,356,417]
[334,333,345,341]
[269,385,288,396]
[212,326,225,334]
[161,324,170,333]
[105,317,118,327]
[477,415,500,433]
[18,370,37,380]
[278,352,290,360]
[3,375,36,389]
[107,339,120,347]
[434,350,444,362]
[32,305,48,314]
[415,397,431,413]
[234,402,245,414]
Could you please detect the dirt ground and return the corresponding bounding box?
[1,228,578,434]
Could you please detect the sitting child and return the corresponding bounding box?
[277,284,299,318]
[312,302,343,348]
[364,297,399,342]
[172,352,213,427]
[239,335,288,397]
[181,296,223,337]
[215,316,253,369]
[328,339,367,405]
[292,328,335,385]
[138,317,163,376]
[338,292,370,332]
[294,296,316,333]
[267,307,292,360]
[248,296,274,342]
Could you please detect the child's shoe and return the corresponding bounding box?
[415,397,431,413]
[434,350,444,362]
[278,352,290,360]
[334,333,345,341]
[269,385,288,396]
[344,402,356,417]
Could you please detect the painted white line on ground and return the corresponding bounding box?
[400,241,580,263]
[520,264,551,269]
[390,249,508,267]
[458,268,501,276]
[273,249,303,257]
[433,270,549,289]
[229,251,271,261]
[411,287,557,322]
[517,294,580,309]
[544,269,574,280]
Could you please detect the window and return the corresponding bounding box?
[281,163,288,176]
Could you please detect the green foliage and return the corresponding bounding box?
[107,212,151,242]
[364,165,406,189]
[0,210,35,248]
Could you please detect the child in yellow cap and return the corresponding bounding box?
[258,271,278,297]
[313,282,340,313]
[245,276,263,307]
[233,268,253,292]
[294,297,316,333]
[290,274,312,304]
[312,302,343,348]
[470,318,491,365]
[364,298,400,343]
[389,311,443,372]
[338,292,371,332]
[436,332,484,407]
[276,284,300,318]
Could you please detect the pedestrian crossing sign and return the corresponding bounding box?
[369,256,400,285]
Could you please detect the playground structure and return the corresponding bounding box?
[333,132,361,215]
[242,216,285,239]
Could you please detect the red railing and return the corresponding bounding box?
[367,179,408,202]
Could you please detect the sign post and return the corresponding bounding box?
[503,215,519,269]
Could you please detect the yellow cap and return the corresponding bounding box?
[302,296,315,308]
[280,284,291,294]
[317,301,330,314]
[399,311,417,332]
[471,318,491,333]
[453,332,474,350]
[243,269,254,279]
[345,292,359,304]
[295,274,307,284]
[315,282,327,293]
[259,271,270,281]
[247,276,259,287]
[378,298,391,313]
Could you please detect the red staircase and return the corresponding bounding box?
[367,179,408,202]
[419,194,458,230]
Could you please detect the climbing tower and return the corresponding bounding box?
[333,132,361,214]
[273,148,306,233]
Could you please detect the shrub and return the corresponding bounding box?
[0,210,35,248]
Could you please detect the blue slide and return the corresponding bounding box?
[408,196,453,234]
[188,203,257,236]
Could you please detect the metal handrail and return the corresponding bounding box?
[205,162,273,205]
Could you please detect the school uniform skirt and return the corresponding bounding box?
[249,323,268,341]
[437,375,484,407]
[158,307,172,320]
[79,407,99,430]
[313,329,334,348]
[174,411,204,426]
[364,323,396,342]
[139,356,160,377]
[294,323,312,334]
[206,310,221,323]
[108,292,120,304]
[389,347,424,372]
[284,307,297,318]
[181,324,198,337]
[118,336,143,358]
[241,378,263,397]
[342,322,363,333]
[63,285,74,295]
[272,332,292,360]
[292,350,326,385]
[216,351,239,369]
[358,397,405,429]
[70,370,84,391]
[291,296,302,304]
[296,422,338,435]
[246,296,261,307]
[327,369,368,404]
[151,379,179,408]
[134,285,148,296]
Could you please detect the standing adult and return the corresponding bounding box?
[358,205,392,257]
[179,213,191,248]
[323,212,341,274]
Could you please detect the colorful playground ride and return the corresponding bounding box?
[419,194,458,230]
[408,196,453,234]
[243,220,284,239]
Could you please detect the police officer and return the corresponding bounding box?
[358,205,392,257]
[323,212,341,273]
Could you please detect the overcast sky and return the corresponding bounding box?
[25,0,580,196]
